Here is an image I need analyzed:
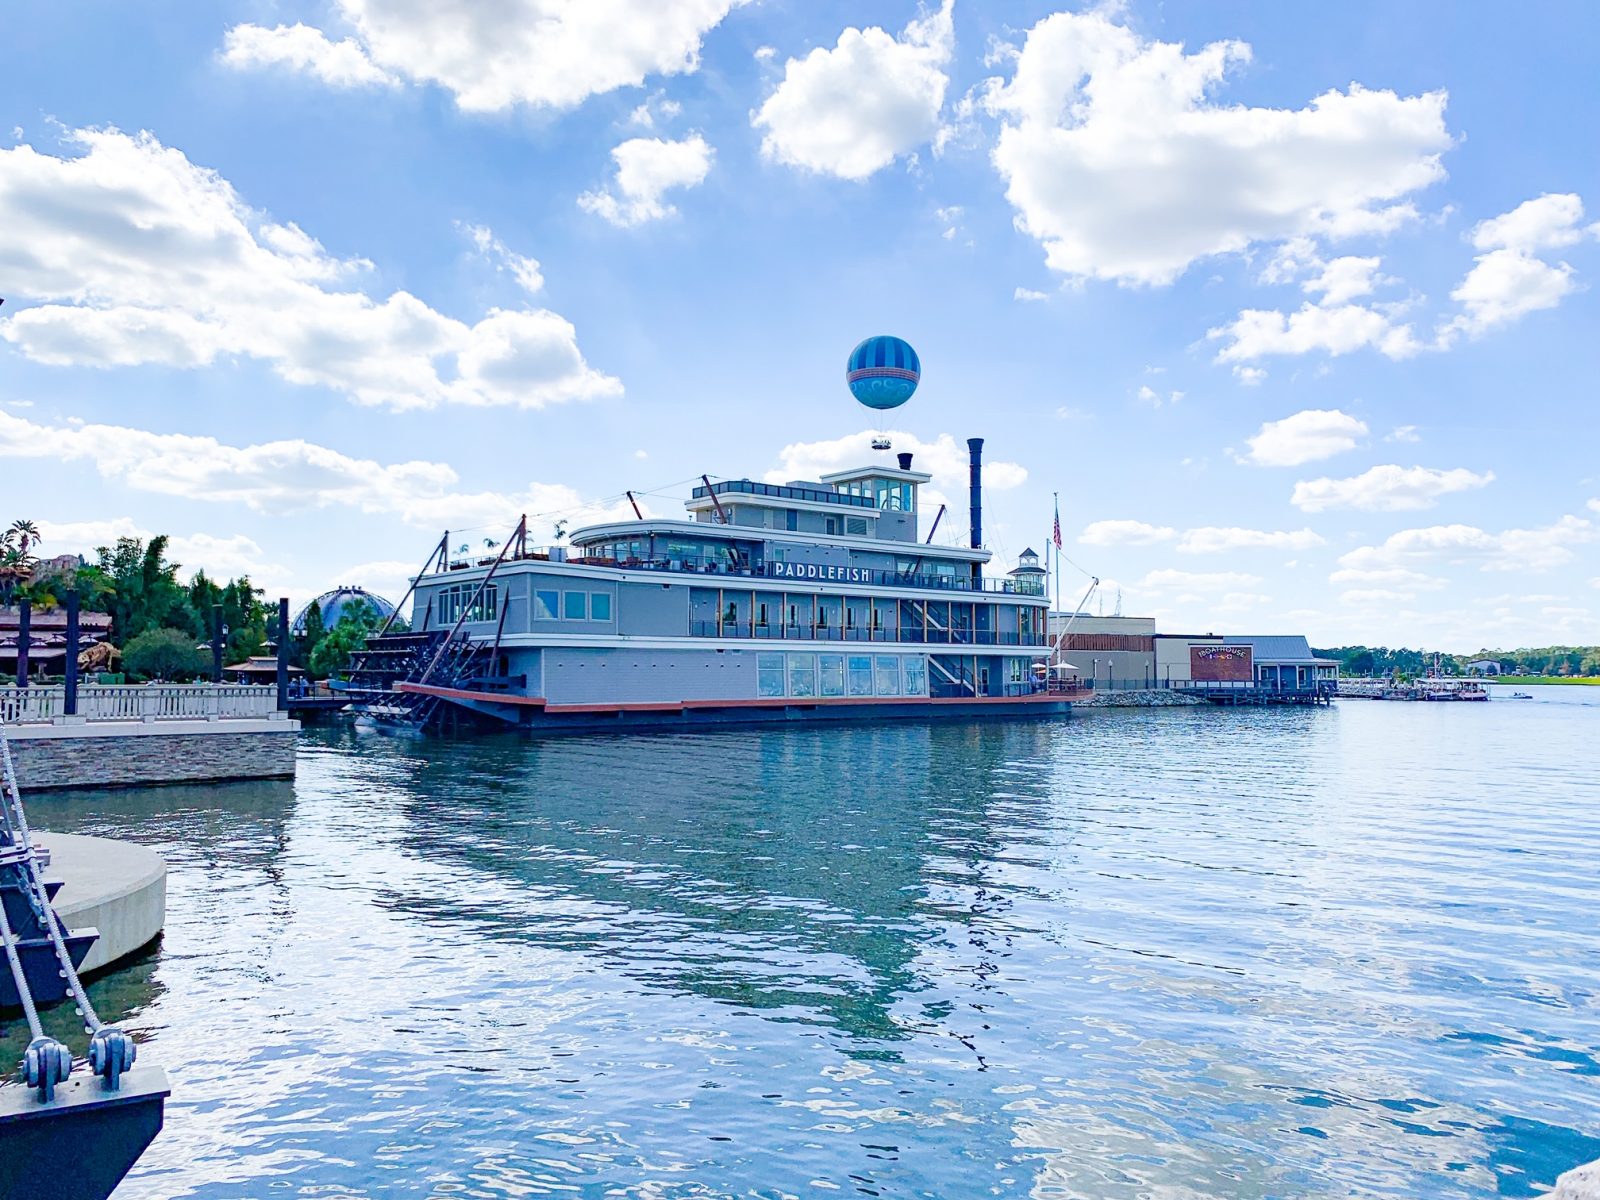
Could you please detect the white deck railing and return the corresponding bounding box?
[0,684,281,724]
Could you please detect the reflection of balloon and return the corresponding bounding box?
[847,335,920,411]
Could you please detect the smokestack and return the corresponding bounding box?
[897,452,913,471]
[967,437,984,584]
[967,438,984,549]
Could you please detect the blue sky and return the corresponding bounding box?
[2,0,1596,650]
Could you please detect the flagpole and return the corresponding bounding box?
[1052,491,1061,616]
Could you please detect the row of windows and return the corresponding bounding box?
[535,590,614,622]
[694,589,1044,640]
[756,652,928,699]
[834,478,916,513]
[438,583,499,625]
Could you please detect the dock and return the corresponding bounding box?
[1,684,298,791]
[41,833,166,975]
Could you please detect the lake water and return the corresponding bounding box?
[8,686,1599,1198]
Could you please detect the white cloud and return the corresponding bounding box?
[222,1,746,113]
[1140,569,1263,591]
[981,11,1451,285]
[1338,515,1594,573]
[220,22,398,88]
[753,1,954,180]
[39,517,289,584]
[1079,519,1175,546]
[1443,193,1594,339]
[314,560,420,608]
[1014,287,1048,302]
[1233,366,1267,386]
[627,93,683,130]
[1328,567,1446,590]
[1446,248,1575,336]
[1303,256,1389,306]
[1241,409,1368,467]
[1135,385,1184,408]
[1386,424,1420,443]
[1291,464,1494,512]
[1339,587,1418,606]
[1080,519,1323,554]
[579,135,714,227]
[0,128,620,410]
[763,430,1026,520]
[460,223,544,295]
[1471,193,1593,254]
[1214,591,1273,612]
[1590,498,1600,513]
[0,409,637,535]
[1211,299,1423,363]
[1177,527,1325,554]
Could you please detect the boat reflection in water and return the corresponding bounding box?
[370,721,1045,1050]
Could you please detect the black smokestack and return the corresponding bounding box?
[897,451,913,471]
[967,438,984,581]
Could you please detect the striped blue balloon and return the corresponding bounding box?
[846,335,920,411]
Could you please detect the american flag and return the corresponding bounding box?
[1052,496,1062,549]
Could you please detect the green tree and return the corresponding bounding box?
[297,600,326,670]
[306,599,382,680]
[0,519,42,604]
[92,535,199,642]
[122,627,209,681]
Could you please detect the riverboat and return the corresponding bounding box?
[346,440,1079,734]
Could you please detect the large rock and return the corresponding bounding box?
[1544,1160,1600,1199]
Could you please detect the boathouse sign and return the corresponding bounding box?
[767,561,873,584]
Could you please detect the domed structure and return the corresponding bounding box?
[293,585,396,634]
[846,335,920,411]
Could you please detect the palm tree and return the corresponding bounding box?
[0,519,41,605]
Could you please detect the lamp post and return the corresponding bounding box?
[211,603,225,684]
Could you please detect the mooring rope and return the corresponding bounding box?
[0,724,138,1091]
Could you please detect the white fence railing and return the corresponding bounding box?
[0,684,281,724]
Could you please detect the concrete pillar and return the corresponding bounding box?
[276,597,290,711]
[15,597,29,688]
[63,589,80,715]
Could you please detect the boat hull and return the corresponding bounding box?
[0,1066,169,1200]
[398,683,1077,736]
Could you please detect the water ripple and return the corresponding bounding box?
[6,688,1598,1197]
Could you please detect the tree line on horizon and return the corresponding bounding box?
[3,523,395,683]
[1315,644,1600,678]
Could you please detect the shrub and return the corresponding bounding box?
[122,627,209,682]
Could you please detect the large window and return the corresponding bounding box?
[758,653,786,697]
[787,653,817,698]
[875,656,901,696]
[534,589,559,620]
[590,593,613,621]
[439,583,498,625]
[563,591,588,620]
[819,654,845,697]
[903,657,927,695]
[847,655,873,696]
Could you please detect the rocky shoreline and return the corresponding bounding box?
[1077,689,1206,708]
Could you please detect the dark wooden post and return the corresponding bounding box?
[15,598,29,689]
[63,589,80,715]
[276,598,290,710]
[211,603,225,683]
